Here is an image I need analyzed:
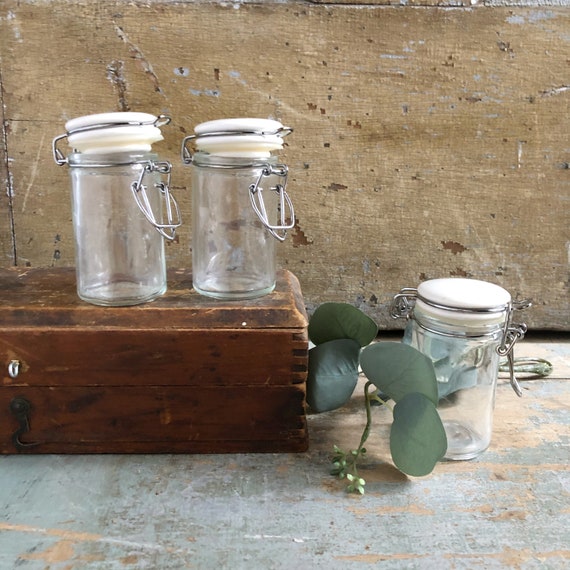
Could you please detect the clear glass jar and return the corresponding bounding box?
[53,113,181,306]
[182,118,295,300]
[391,278,529,460]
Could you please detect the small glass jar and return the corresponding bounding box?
[53,112,181,306]
[391,278,529,460]
[182,118,295,300]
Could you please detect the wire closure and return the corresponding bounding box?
[390,288,420,319]
[392,288,514,318]
[180,126,293,165]
[52,115,171,166]
[390,287,531,397]
[248,165,295,242]
[497,299,532,397]
[130,161,182,241]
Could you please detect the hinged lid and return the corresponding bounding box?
[53,112,169,161]
[416,278,511,326]
[184,118,292,159]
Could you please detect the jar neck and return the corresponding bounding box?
[411,305,506,339]
[67,151,158,167]
[191,151,278,169]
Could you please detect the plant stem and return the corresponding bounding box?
[357,381,375,452]
[333,381,393,493]
[348,381,391,466]
[368,391,394,413]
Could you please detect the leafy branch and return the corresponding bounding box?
[306,303,447,494]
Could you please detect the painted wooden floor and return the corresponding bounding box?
[0,335,568,569]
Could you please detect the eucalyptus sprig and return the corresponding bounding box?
[330,381,385,493]
[331,446,366,494]
[306,302,447,494]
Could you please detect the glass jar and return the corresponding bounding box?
[391,278,529,460]
[53,112,181,306]
[181,118,295,300]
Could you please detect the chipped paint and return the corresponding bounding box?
[291,218,312,247]
[173,67,190,77]
[441,240,468,255]
[189,88,220,97]
[507,10,559,25]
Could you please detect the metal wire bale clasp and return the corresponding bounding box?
[390,288,418,319]
[497,299,532,397]
[131,161,182,241]
[248,164,295,242]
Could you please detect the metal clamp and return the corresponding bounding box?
[248,164,295,242]
[390,288,418,319]
[497,299,532,397]
[131,161,182,241]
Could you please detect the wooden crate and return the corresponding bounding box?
[0,268,309,454]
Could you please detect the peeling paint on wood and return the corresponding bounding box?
[0,337,567,568]
[0,1,569,329]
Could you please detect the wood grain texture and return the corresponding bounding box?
[0,268,309,454]
[0,1,568,329]
[0,267,308,329]
[0,385,308,453]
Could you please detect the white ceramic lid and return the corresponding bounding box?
[416,278,511,325]
[193,118,288,157]
[65,112,165,154]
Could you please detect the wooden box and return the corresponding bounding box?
[0,268,309,454]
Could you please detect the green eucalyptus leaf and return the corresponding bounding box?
[308,303,378,347]
[306,339,361,413]
[360,342,438,405]
[390,392,447,477]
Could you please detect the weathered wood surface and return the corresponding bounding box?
[1,1,569,329]
[0,268,309,454]
[0,337,567,568]
[0,267,308,329]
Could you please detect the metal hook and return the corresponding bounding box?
[506,352,523,397]
[9,397,38,451]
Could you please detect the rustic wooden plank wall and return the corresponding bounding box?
[1,0,568,329]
